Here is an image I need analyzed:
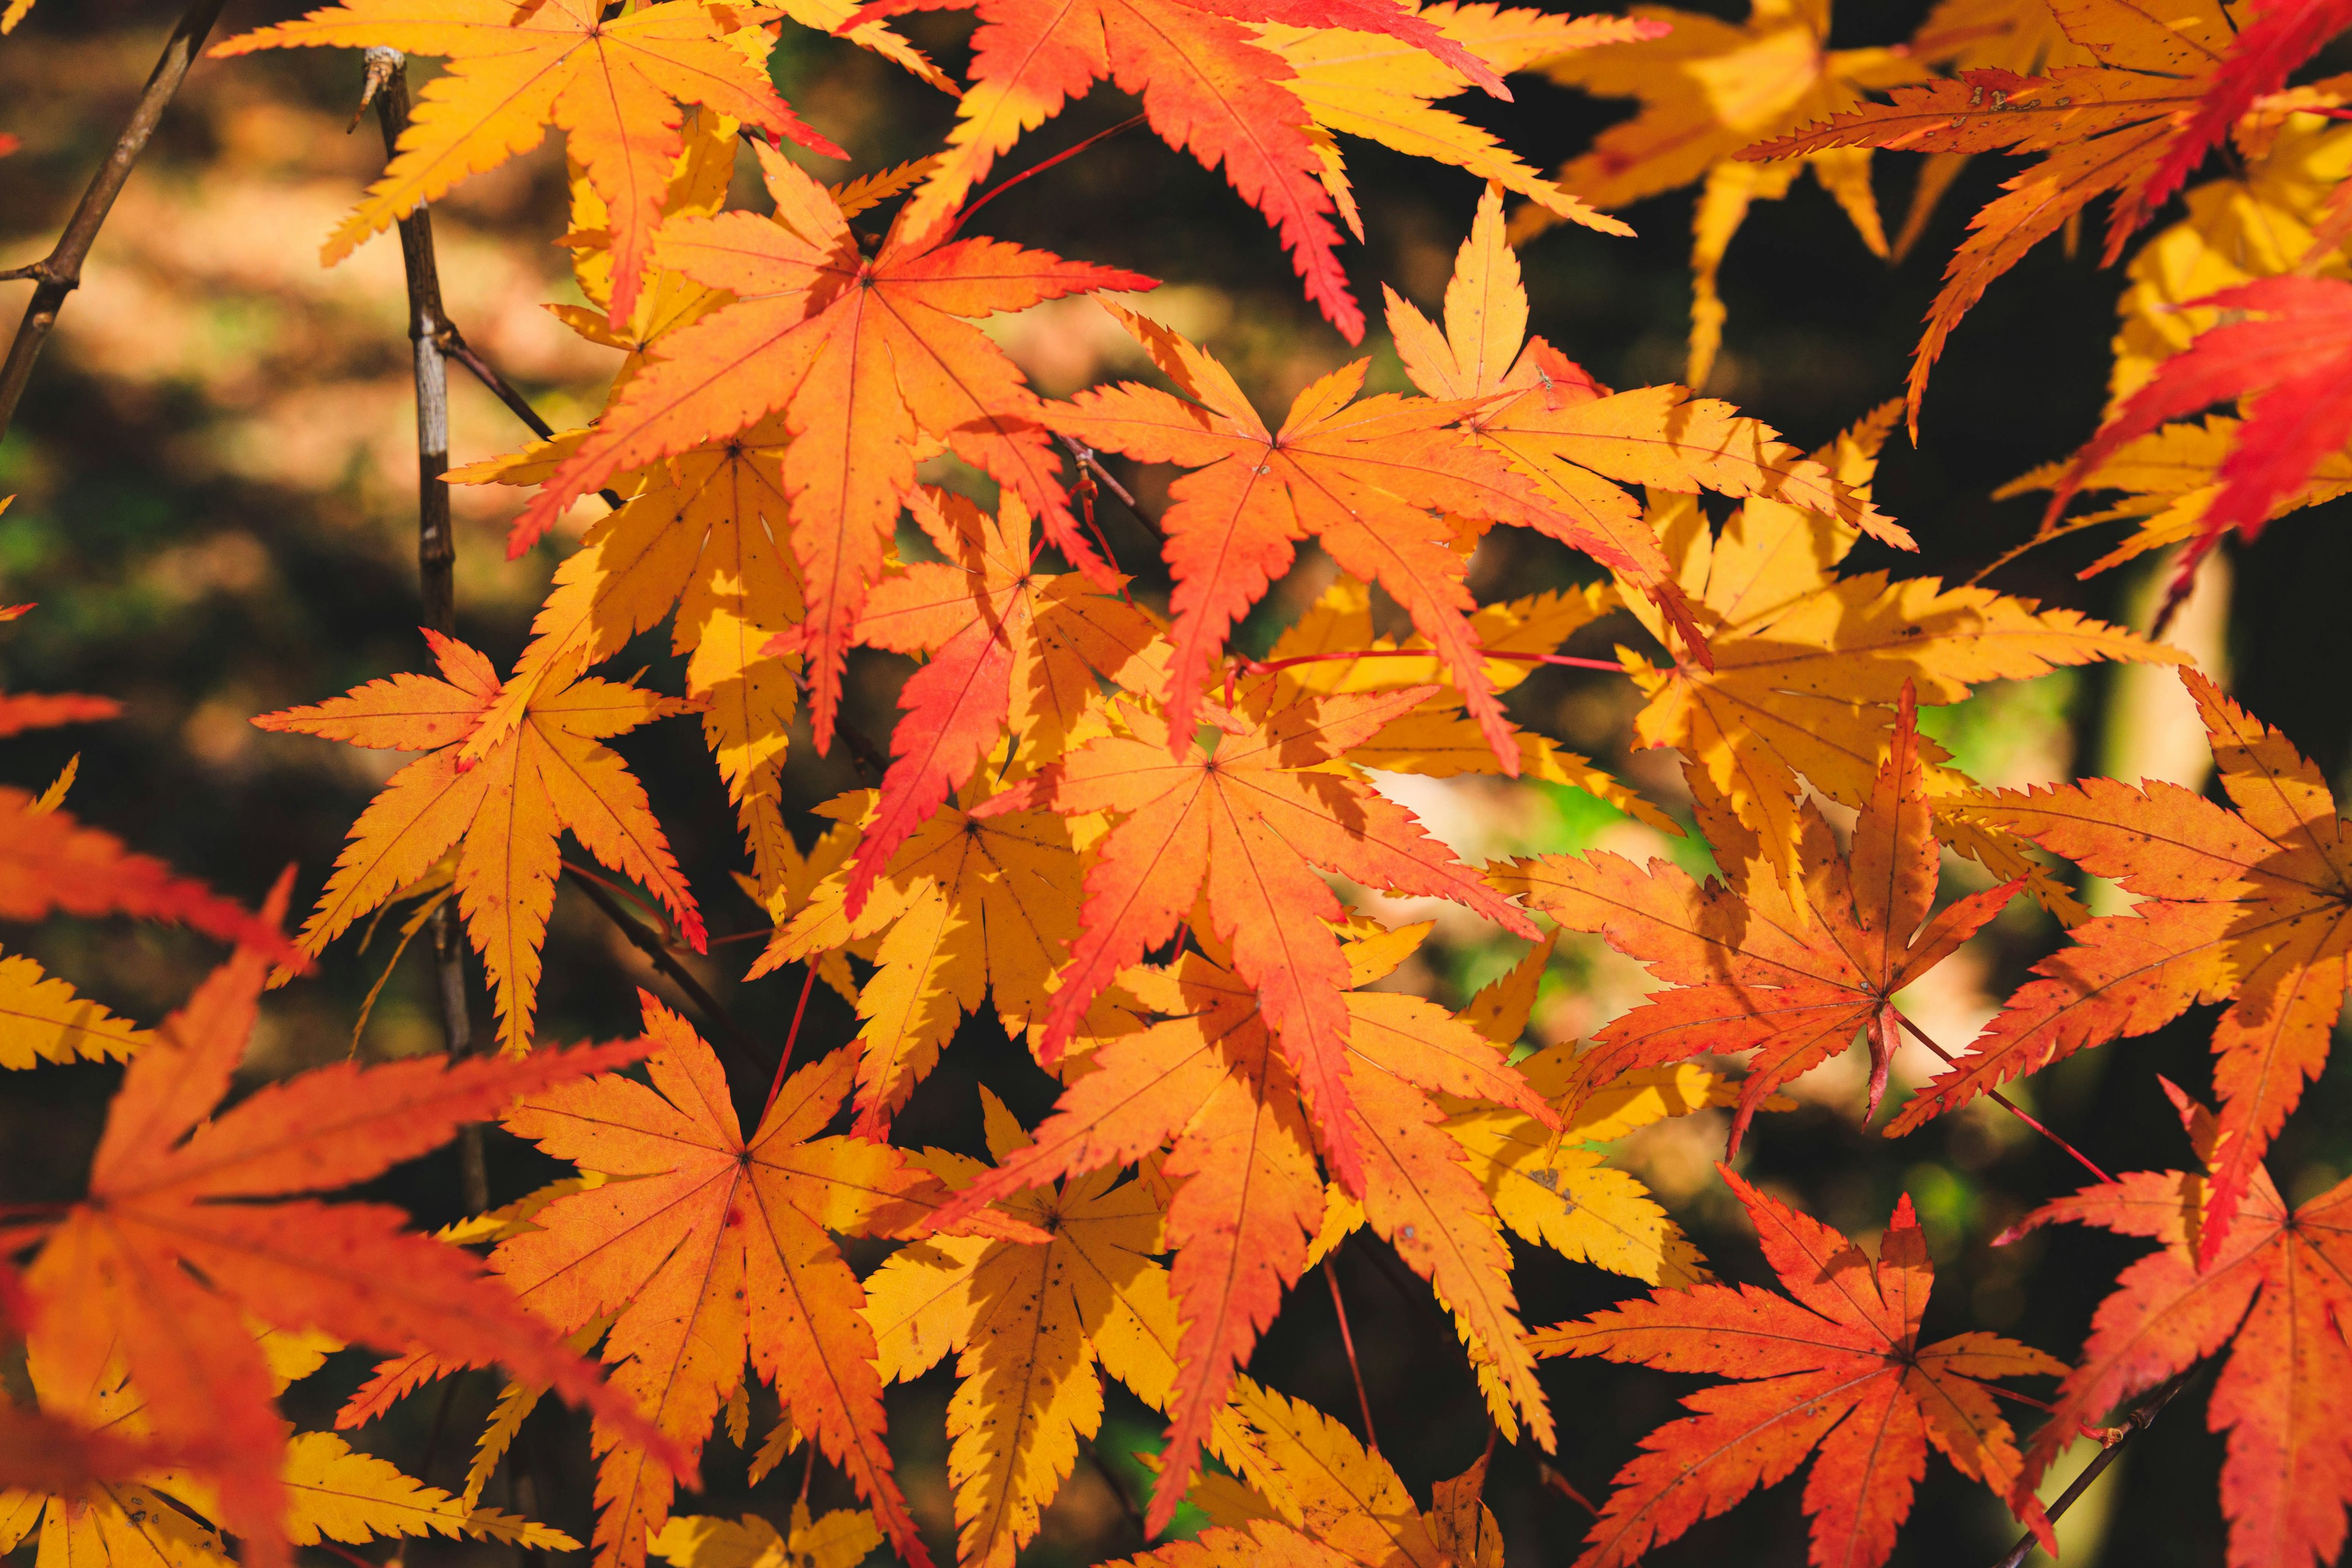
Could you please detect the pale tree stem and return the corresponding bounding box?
[0,0,235,442]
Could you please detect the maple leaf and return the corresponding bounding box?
[452,410,807,881]
[1893,669,2352,1261]
[1608,403,2177,901]
[1051,300,1637,764]
[7,900,673,1568]
[1385,183,1905,647]
[842,0,1509,337]
[1256,574,1677,829]
[382,995,1032,1568]
[2101,109,2352,408]
[213,1,839,328]
[1183,1374,1460,1568]
[1748,0,2236,424]
[1527,0,1928,384]
[0,949,151,1070]
[1996,415,2352,584]
[2005,1085,2352,1568]
[2045,277,2352,625]
[1888,0,2095,258]
[1495,688,2022,1153]
[255,630,703,1052]
[652,1503,884,1568]
[976,677,1539,1185]
[756,778,1088,1137]
[5,1319,578,1564]
[1438,935,1730,1286]
[2123,0,2352,237]
[865,1090,1256,1567]
[0,739,295,952]
[1253,2,1659,242]
[1533,1167,2064,1568]
[503,143,1152,744]
[930,924,1557,1531]
[840,484,1161,918]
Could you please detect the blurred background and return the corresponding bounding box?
[4,2,2351,1564]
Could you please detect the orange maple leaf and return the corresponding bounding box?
[932,929,1559,1532]
[1050,300,1635,766]
[842,484,1160,918]
[2004,1083,2352,1568]
[1893,669,2352,1262]
[1533,1167,2064,1568]
[1494,688,2019,1152]
[1747,0,2236,424]
[978,677,1539,1188]
[255,630,702,1053]
[505,144,1153,745]
[350,996,1031,1568]
[842,0,1463,339]
[1385,181,1904,645]
[7,891,675,1568]
[213,0,840,328]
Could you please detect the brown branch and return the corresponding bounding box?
[363,47,488,1212]
[0,0,235,442]
[564,866,775,1081]
[433,323,626,509]
[1988,1370,2195,1568]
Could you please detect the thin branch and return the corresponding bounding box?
[0,0,235,442]
[1324,1260,1380,1454]
[434,323,627,508]
[948,113,1147,239]
[1537,1461,1599,1517]
[1893,1012,2113,1186]
[1057,434,1137,510]
[1988,1370,2195,1568]
[361,47,492,1213]
[761,961,819,1120]
[565,866,775,1080]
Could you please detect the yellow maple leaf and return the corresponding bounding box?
[1385,181,1909,653]
[254,633,702,1052]
[1523,0,1929,383]
[213,1,841,328]
[756,786,1087,1138]
[1611,404,2181,906]
[1261,576,1678,833]
[1257,1,1652,241]
[0,950,151,1069]
[651,1503,885,1568]
[863,1090,1252,1568]
[1,1328,571,1568]
[2109,111,2352,404]
[1994,413,2352,579]
[1212,1378,1447,1568]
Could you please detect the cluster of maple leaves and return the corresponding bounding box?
[10,0,2352,1564]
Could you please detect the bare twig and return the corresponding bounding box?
[1324,1261,1380,1454]
[761,961,818,1119]
[1988,1370,2194,1568]
[433,323,626,509]
[1893,1012,2113,1186]
[565,867,774,1080]
[0,0,235,442]
[361,47,491,1213]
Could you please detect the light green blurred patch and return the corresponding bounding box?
[1915,672,2080,791]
